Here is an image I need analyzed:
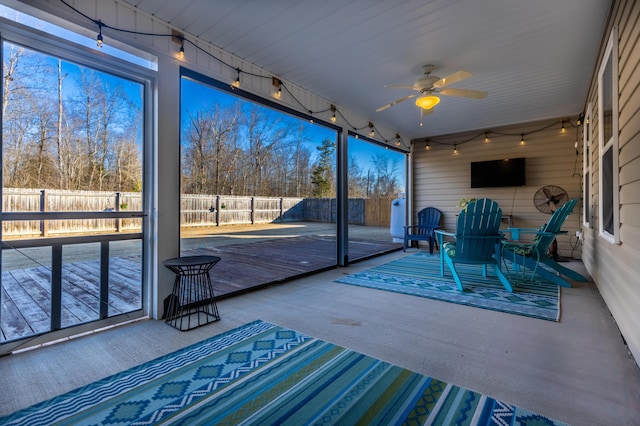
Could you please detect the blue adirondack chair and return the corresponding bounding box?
[501,198,587,287]
[435,199,513,292]
[403,207,442,254]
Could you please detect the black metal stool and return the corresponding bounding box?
[162,255,221,330]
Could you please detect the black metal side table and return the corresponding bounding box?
[162,255,221,331]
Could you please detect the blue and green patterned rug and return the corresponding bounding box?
[0,320,568,425]
[336,252,560,321]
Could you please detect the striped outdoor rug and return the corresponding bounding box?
[336,252,560,321]
[0,320,568,425]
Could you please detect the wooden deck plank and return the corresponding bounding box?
[1,269,50,340]
[1,282,35,341]
[1,235,400,343]
[68,259,141,312]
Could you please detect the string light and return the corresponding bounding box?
[96,21,103,48]
[484,132,490,143]
[453,144,458,155]
[231,68,240,88]
[395,134,401,147]
[561,121,566,133]
[59,0,412,154]
[272,77,282,98]
[520,134,526,145]
[425,141,431,151]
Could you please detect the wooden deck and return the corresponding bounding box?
[1,234,400,342]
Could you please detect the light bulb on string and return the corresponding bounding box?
[96,21,104,48]
[425,142,431,151]
[231,69,240,88]
[178,43,185,60]
[453,145,458,155]
[484,132,490,143]
[369,122,374,137]
[330,105,337,123]
[561,121,566,133]
[272,77,282,98]
[520,134,526,145]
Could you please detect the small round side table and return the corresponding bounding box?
[162,255,221,331]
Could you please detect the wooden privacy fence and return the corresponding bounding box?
[2,188,142,237]
[2,188,394,236]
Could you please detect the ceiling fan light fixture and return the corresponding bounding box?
[415,95,440,110]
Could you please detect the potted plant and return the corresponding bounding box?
[457,198,477,211]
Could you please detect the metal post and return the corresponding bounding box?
[115,192,121,232]
[215,196,220,226]
[100,241,110,319]
[40,190,48,237]
[51,244,62,330]
[337,131,349,266]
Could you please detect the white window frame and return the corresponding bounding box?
[597,26,620,244]
[582,103,593,228]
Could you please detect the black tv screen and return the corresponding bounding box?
[470,157,526,188]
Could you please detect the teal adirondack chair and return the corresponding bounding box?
[435,199,513,292]
[501,198,587,287]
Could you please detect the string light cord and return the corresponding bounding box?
[57,0,403,151]
[423,119,576,150]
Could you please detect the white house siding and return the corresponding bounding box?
[581,0,640,364]
[412,118,583,258]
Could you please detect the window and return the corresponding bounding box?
[1,6,153,346]
[597,27,619,243]
[583,104,592,227]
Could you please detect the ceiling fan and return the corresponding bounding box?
[376,64,488,113]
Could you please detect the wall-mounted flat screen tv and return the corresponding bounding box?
[470,157,526,188]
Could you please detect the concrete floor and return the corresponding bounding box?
[1,250,639,425]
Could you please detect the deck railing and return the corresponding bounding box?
[2,188,394,237]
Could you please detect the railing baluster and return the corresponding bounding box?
[51,244,62,330]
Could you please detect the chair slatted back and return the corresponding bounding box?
[532,198,578,257]
[416,207,442,236]
[454,199,502,262]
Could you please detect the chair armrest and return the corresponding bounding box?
[434,230,455,237]
[504,228,556,241]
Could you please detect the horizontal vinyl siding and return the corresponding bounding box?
[582,0,640,364]
[413,118,582,258]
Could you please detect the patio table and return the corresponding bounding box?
[163,255,221,330]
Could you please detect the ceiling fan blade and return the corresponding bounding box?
[439,88,488,99]
[376,94,417,112]
[432,70,472,88]
[384,84,420,90]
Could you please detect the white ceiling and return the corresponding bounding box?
[122,0,611,139]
